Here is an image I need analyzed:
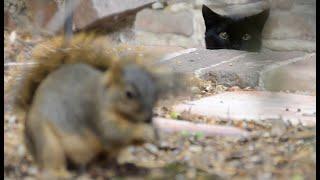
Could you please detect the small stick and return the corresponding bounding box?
[153,117,249,138]
[4,62,38,67]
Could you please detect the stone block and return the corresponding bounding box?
[158,48,310,89]
[173,91,316,126]
[135,9,194,36]
[73,0,156,30]
[270,0,293,10]
[260,53,316,92]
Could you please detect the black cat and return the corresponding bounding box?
[202,4,269,52]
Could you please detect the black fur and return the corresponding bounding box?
[202,5,269,52]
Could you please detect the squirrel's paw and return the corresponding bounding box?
[144,126,157,143]
[133,124,157,144]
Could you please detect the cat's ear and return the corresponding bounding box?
[202,4,224,28]
[250,8,270,30]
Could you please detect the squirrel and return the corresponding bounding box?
[12,32,186,178]
[11,1,187,177]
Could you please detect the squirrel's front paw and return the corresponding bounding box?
[133,124,157,144]
[144,125,157,143]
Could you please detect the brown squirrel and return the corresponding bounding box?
[12,33,186,178]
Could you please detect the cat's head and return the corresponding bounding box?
[202,4,269,52]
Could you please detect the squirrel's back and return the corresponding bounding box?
[29,63,101,133]
[12,33,148,113]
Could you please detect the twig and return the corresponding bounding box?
[153,117,249,138]
[4,62,38,67]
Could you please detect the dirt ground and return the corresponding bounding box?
[4,31,316,180]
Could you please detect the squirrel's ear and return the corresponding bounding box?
[102,60,124,87]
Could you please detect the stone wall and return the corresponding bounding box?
[133,0,316,52]
[5,0,316,52]
[262,0,316,52]
[134,4,205,48]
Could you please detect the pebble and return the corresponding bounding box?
[228,86,240,91]
[296,140,304,145]
[77,174,92,180]
[144,143,159,154]
[237,137,249,143]
[279,135,289,142]
[176,174,185,180]
[186,168,196,179]
[262,132,271,138]
[28,166,38,175]
[17,145,25,157]
[7,116,16,125]
[248,145,255,151]
[259,173,273,180]
[9,31,17,44]
[189,145,202,153]
[152,2,164,9]
[250,155,263,164]
[191,86,200,94]
[229,160,242,168]
[215,85,227,92]
[271,126,286,137]
[25,177,37,180]
[205,84,213,91]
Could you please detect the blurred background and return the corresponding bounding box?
[4,0,316,51]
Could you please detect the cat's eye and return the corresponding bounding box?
[218,32,229,40]
[242,34,251,40]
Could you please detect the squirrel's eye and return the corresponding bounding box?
[242,33,251,40]
[125,90,134,99]
[219,32,229,40]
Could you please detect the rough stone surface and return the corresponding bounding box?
[73,0,156,30]
[43,0,315,52]
[152,2,165,9]
[203,0,269,17]
[134,9,205,48]
[262,39,316,53]
[270,0,293,10]
[173,91,316,127]
[4,0,27,29]
[135,9,194,36]
[262,11,316,52]
[201,0,316,52]
[4,0,58,30]
[131,0,315,52]
[4,11,14,29]
[263,12,316,40]
[260,53,316,92]
[26,0,58,28]
[167,0,195,5]
[135,45,185,60]
[158,48,312,89]
[134,31,201,48]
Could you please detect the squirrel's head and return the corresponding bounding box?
[100,61,157,123]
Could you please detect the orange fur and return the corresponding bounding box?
[12,33,155,112]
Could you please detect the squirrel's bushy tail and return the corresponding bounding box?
[12,33,145,112]
[12,33,189,113]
